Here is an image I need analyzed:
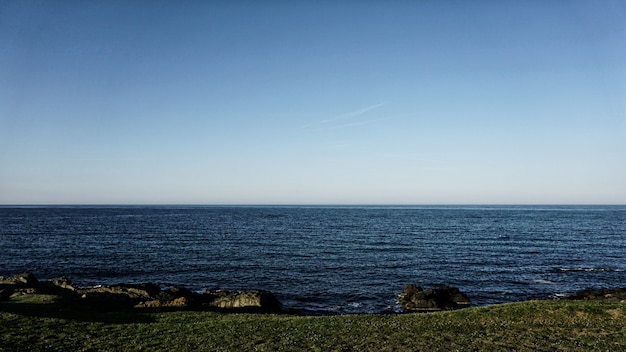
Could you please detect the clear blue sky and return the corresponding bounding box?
[1,1,625,204]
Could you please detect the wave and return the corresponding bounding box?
[557,267,624,273]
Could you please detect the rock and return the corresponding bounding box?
[0,273,39,288]
[9,288,37,297]
[38,276,77,296]
[211,290,283,313]
[78,283,161,300]
[78,283,163,311]
[77,284,283,312]
[445,285,471,307]
[162,286,194,301]
[0,272,284,314]
[51,277,75,291]
[134,298,187,309]
[134,299,163,309]
[399,284,471,312]
[563,288,626,302]
[172,296,188,307]
[133,288,195,310]
[0,273,40,299]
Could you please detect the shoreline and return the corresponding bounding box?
[3,273,625,316]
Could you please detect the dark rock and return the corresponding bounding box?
[0,273,40,300]
[0,289,11,300]
[162,286,194,301]
[135,296,190,309]
[9,288,38,298]
[562,288,626,302]
[38,276,77,296]
[77,283,163,311]
[0,273,39,288]
[78,283,161,300]
[134,287,198,310]
[51,277,75,291]
[399,284,471,312]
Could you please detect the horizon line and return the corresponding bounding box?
[1,203,624,207]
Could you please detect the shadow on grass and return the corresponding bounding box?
[0,296,156,324]
[1,292,298,327]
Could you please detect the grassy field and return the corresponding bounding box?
[1,294,625,351]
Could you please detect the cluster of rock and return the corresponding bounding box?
[2,273,481,314]
[398,284,471,312]
[0,273,283,313]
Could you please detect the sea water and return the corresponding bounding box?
[1,205,624,314]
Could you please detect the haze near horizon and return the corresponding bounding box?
[1,1,625,205]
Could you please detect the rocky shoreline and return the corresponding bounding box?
[2,273,625,315]
[1,273,283,314]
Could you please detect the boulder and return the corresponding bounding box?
[210,290,283,313]
[399,284,471,312]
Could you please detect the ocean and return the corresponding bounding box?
[1,205,624,314]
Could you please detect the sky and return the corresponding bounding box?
[1,1,625,205]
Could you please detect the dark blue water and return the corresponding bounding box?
[1,205,625,314]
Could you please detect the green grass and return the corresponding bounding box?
[1,295,625,351]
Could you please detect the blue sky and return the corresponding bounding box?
[1,1,625,204]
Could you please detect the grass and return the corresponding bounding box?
[1,295,625,351]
